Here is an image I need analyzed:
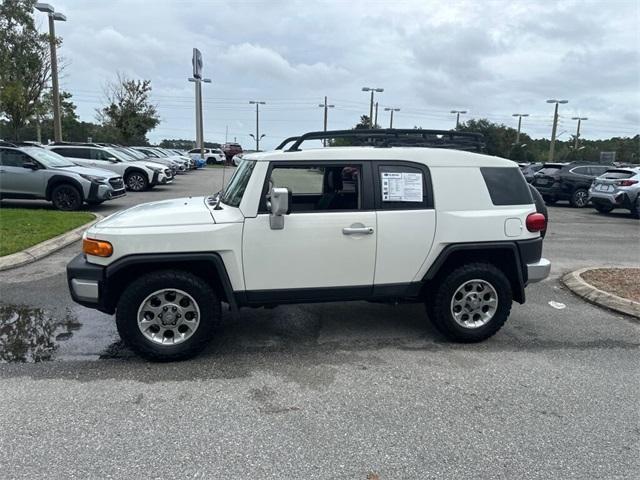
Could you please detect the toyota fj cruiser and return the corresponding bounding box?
[67,129,550,361]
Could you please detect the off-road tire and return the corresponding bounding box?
[116,270,220,361]
[51,183,82,211]
[427,263,512,343]
[594,203,614,214]
[125,171,149,192]
[570,188,589,208]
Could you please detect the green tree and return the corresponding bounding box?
[0,0,52,140]
[97,73,160,145]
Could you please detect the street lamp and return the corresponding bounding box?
[450,110,467,129]
[384,107,400,128]
[512,113,529,145]
[571,116,588,149]
[546,99,568,161]
[35,3,66,142]
[188,76,211,159]
[249,101,266,150]
[362,87,383,127]
[318,96,335,146]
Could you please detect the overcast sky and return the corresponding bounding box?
[42,0,639,149]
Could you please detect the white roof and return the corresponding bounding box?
[243,146,516,168]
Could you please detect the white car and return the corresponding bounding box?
[231,153,243,166]
[67,129,550,361]
[48,145,172,191]
[188,148,225,165]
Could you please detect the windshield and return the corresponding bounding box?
[220,160,256,207]
[117,147,145,160]
[24,148,77,168]
[104,147,134,162]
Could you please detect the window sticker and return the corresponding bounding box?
[381,172,423,202]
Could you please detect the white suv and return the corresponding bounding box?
[48,144,172,191]
[67,129,550,361]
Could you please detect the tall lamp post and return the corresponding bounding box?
[450,109,467,129]
[249,100,266,151]
[546,99,568,162]
[318,96,335,146]
[512,113,529,145]
[188,48,211,160]
[35,3,66,143]
[384,107,400,128]
[571,116,588,149]
[362,87,383,127]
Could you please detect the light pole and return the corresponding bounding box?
[318,96,335,146]
[384,107,400,128]
[35,3,66,142]
[249,101,266,151]
[450,110,467,129]
[571,116,588,149]
[512,113,529,145]
[362,87,383,127]
[188,76,211,159]
[546,99,568,162]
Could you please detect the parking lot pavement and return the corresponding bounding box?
[1,175,639,478]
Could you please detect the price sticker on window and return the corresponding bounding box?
[381,172,423,202]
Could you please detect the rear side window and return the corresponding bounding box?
[0,149,32,167]
[481,167,533,206]
[53,147,90,159]
[602,170,634,179]
[537,166,562,176]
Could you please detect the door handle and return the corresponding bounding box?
[342,226,374,235]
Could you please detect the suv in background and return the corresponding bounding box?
[532,162,612,207]
[67,129,550,361]
[0,145,125,210]
[48,144,172,192]
[519,163,543,183]
[589,167,640,218]
[222,143,243,163]
[187,148,225,165]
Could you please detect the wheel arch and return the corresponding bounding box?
[422,242,526,304]
[103,253,237,313]
[45,175,85,201]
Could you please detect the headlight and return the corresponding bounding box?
[80,174,107,184]
[148,166,163,173]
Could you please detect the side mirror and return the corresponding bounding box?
[23,161,38,170]
[267,187,290,230]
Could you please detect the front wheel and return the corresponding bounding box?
[570,188,589,208]
[427,263,512,343]
[51,184,82,211]
[125,171,149,192]
[116,270,220,361]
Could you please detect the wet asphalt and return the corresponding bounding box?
[0,168,639,479]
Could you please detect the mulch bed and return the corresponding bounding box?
[581,268,640,303]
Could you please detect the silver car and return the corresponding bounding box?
[589,167,640,218]
[0,146,125,210]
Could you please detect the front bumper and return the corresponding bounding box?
[67,254,110,312]
[88,183,126,202]
[527,258,551,283]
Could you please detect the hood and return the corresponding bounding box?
[55,165,118,178]
[135,160,167,171]
[94,196,214,229]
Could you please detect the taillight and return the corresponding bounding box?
[616,179,638,187]
[83,238,113,257]
[526,213,547,233]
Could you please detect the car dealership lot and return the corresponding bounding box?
[0,168,638,479]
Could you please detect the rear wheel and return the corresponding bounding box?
[570,188,589,208]
[116,270,220,361]
[594,203,614,213]
[125,171,149,191]
[427,263,512,343]
[51,184,82,211]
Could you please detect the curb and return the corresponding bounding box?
[562,267,640,319]
[0,213,103,272]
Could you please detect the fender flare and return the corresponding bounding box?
[45,175,85,201]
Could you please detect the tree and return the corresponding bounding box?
[0,0,52,140]
[97,73,160,145]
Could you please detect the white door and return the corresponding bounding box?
[242,163,376,293]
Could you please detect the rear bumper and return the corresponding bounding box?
[589,190,634,208]
[527,258,551,283]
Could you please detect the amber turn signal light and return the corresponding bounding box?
[83,238,113,257]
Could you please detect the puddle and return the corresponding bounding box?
[0,304,118,363]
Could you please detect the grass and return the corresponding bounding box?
[0,208,95,257]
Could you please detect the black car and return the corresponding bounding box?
[531,162,612,207]
[519,163,544,183]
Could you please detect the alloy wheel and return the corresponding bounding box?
[450,279,499,329]
[137,289,201,345]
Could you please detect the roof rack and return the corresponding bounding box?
[0,141,18,147]
[275,129,485,152]
[50,141,108,148]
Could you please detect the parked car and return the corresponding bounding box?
[0,145,125,210]
[222,143,243,162]
[519,163,543,183]
[48,144,172,192]
[67,128,550,361]
[132,147,191,172]
[125,147,183,174]
[531,162,612,207]
[187,148,224,166]
[589,167,640,218]
[231,153,243,166]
